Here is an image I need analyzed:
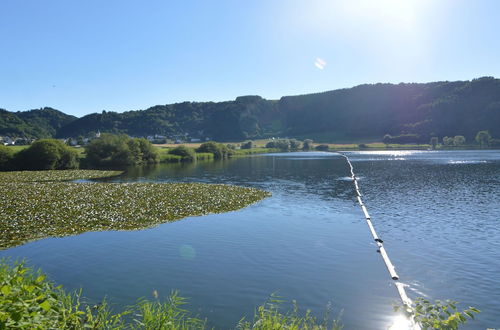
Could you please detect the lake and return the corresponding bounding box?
[1,150,499,329]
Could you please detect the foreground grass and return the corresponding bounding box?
[0,171,270,249]
[0,261,342,329]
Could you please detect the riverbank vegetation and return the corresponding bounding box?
[0,260,481,329]
[0,261,344,329]
[0,170,270,249]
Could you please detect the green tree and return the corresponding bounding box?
[0,145,14,170]
[289,139,302,150]
[266,139,291,151]
[241,141,253,149]
[196,141,232,159]
[168,145,196,161]
[453,135,466,146]
[430,137,438,149]
[475,130,491,147]
[315,144,329,151]
[442,136,453,146]
[14,139,78,170]
[85,134,158,167]
[302,139,313,150]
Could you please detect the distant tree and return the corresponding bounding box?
[289,139,302,150]
[76,136,84,145]
[489,138,500,147]
[14,139,78,170]
[302,139,313,151]
[241,141,253,149]
[442,136,453,146]
[383,134,392,145]
[453,135,466,146]
[0,145,14,171]
[266,139,292,151]
[226,144,236,150]
[475,130,491,147]
[196,141,232,159]
[315,144,329,151]
[430,137,438,149]
[168,145,196,161]
[85,134,158,167]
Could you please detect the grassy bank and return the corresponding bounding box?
[0,261,481,329]
[0,260,343,329]
[0,170,270,249]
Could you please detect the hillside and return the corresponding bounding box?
[2,77,500,142]
[0,108,77,138]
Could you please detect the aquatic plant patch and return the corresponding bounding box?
[0,170,123,183]
[0,180,270,249]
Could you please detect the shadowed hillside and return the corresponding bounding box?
[2,77,499,142]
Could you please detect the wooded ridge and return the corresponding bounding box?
[2,77,499,142]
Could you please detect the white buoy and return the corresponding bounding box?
[338,153,420,330]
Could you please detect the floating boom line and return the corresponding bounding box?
[338,153,421,330]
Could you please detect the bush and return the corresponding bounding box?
[289,139,302,150]
[237,294,343,330]
[266,139,291,151]
[394,298,479,330]
[315,144,329,151]
[302,139,313,150]
[0,260,203,329]
[85,134,158,168]
[168,145,196,162]
[14,139,78,170]
[0,145,14,171]
[196,141,232,159]
[489,138,500,147]
[241,141,253,149]
[0,260,83,328]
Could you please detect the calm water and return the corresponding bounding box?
[1,150,499,329]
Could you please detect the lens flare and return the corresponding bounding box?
[314,57,326,69]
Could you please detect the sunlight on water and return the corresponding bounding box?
[350,150,425,157]
[388,314,412,330]
[447,160,488,164]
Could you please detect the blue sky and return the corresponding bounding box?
[1,0,499,116]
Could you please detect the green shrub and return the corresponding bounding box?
[265,139,290,151]
[315,144,329,151]
[0,260,83,329]
[302,139,313,151]
[0,145,14,171]
[13,139,78,170]
[394,298,480,330]
[237,294,343,330]
[0,260,202,329]
[85,134,158,167]
[168,145,196,161]
[196,141,232,159]
[241,141,253,149]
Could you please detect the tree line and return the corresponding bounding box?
[2,77,500,143]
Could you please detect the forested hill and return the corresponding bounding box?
[2,77,500,142]
[0,108,77,138]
